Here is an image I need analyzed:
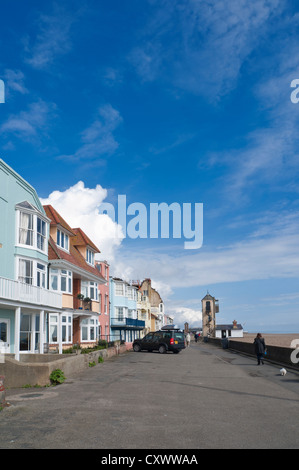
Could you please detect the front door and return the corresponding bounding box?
[0,319,10,353]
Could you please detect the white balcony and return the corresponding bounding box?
[0,276,62,309]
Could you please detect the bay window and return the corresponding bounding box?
[19,212,34,246]
[81,318,98,342]
[18,259,33,285]
[61,315,72,343]
[48,314,72,344]
[17,209,48,253]
[50,268,72,294]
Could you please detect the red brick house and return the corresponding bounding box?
[95,260,110,341]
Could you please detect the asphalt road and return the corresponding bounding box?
[1,341,299,449]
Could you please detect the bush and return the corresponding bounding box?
[89,361,96,367]
[50,369,66,385]
[98,356,104,363]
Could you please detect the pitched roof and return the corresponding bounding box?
[48,236,105,281]
[44,204,104,281]
[43,205,75,236]
[71,227,100,253]
[215,324,243,330]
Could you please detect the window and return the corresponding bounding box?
[127,288,133,300]
[18,259,33,285]
[37,263,46,288]
[20,314,32,351]
[104,294,108,314]
[50,268,72,294]
[86,249,94,265]
[60,270,72,294]
[62,315,72,343]
[128,309,134,319]
[19,212,33,246]
[50,269,59,291]
[116,307,124,322]
[57,229,69,251]
[37,217,46,251]
[81,318,98,342]
[18,210,48,253]
[81,281,98,301]
[115,283,124,296]
[89,282,98,301]
[49,315,58,343]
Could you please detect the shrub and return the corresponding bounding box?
[50,369,66,385]
[89,361,96,367]
[98,356,104,363]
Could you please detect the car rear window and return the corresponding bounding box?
[174,332,184,341]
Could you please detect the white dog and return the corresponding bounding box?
[280,368,287,376]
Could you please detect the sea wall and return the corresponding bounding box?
[207,337,299,370]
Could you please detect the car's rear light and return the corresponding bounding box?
[170,338,174,345]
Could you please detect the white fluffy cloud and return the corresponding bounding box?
[40,181,124,262]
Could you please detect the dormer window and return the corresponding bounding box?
[57,229,69,251]
[86,248,94,265]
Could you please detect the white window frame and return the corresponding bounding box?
[61,315,72,343]
[115,283,124,296]
[86,248,95,266]
[49,268,72,294]
[81,317,98,342]
[17,209,48,254]
[17,257,48,288]
[57,229,69,252]
[81,281,98,301]
[37,262,46,288]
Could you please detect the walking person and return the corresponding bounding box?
[254,333,266,365]
[186,332,191,347]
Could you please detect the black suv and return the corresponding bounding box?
[133,326,186,354]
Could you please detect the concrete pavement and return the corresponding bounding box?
[0,341,298,449]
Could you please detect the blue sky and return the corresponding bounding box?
[1,0,299,333]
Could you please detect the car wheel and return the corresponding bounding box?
[159,344,166,354]
[133,343,141,352]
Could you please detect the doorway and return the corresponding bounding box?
[0,319,10,353]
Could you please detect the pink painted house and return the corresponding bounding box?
[96,261,110,341]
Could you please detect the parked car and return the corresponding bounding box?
[133,326,186,354]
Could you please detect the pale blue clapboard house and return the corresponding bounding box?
[0,159,62,360]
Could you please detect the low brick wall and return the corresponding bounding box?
[0,343,131,388]
[206,337,299,370]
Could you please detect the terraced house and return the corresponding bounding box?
[109,277,145,343]
[43,205,106,351]
[0,160,62,361]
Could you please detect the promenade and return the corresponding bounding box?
[1,341,299,449]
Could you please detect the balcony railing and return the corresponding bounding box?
[0,276,62,309]
[110,317,145,329]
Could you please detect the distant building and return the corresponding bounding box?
[138,279,165,331]
[215,320,244,339]
[201,292,219,337]
[96,261,110,341]
[109,277,145,343]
